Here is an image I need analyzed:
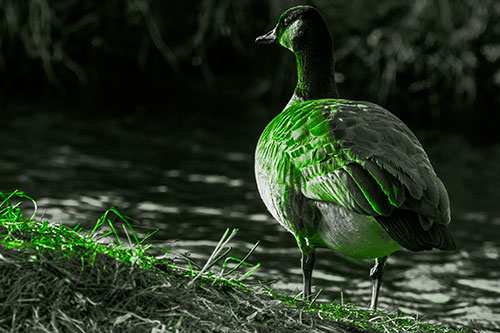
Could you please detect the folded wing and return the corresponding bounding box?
[280,99,455,251]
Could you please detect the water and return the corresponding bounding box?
[2,105,499,331]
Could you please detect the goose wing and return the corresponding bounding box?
[276,99,455,250]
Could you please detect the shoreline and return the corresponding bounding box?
[0,191,468,332]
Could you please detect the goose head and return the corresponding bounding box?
[256,6,338,106]
[255,6,330,53]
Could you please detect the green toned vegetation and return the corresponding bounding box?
[0,191,469,332]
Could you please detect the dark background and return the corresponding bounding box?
[1,2,500,328]
[1,0,499,140]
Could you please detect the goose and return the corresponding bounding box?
[254,5,456,310]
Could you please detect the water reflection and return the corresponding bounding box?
[1,111,500,331]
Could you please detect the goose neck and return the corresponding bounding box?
[293,45,338,103]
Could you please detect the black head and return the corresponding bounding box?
[255,6,330,52]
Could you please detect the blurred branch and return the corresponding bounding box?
[26,0,60,86]
[132,0,182,76]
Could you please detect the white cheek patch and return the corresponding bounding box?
[280,19,303,51]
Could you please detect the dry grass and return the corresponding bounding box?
[0,191,469,332]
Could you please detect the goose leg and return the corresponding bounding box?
[301,252,316,300]
[369,256,387,310]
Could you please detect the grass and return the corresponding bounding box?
[0,191,469,332]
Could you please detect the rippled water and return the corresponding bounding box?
[2,106,499,331]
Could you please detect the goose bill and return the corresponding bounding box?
[255,27,277,44]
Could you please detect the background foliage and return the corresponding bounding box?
[0,0,499,137]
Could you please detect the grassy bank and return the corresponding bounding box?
[0,191,467,332]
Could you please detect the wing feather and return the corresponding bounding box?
[340,168,380,215]
[376,210,456,251]
[362,160,405,207]
[306,170,370,214]
[343,163,394,215]
[262,99,454,251]
[376,158,424,200]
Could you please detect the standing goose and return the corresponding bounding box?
[254,5,456,310]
